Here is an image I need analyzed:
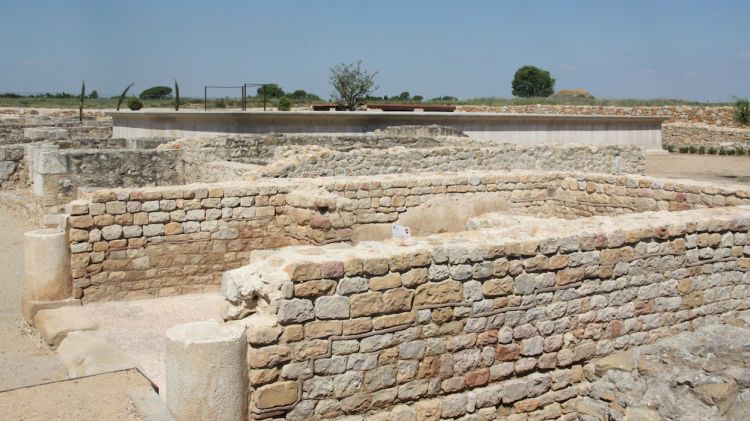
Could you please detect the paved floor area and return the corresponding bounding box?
[0,207,67,392]
[646,153,750,185]
[84,293,224,393]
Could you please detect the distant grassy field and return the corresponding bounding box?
[0,95,732,110]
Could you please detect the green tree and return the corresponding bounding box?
[88,90,99,99]
[412,95,423,102]
[329,61,378,110]
[398,91,410,101]
[257,84,284,98]
[511,65,555,98]
[139,86,172,99]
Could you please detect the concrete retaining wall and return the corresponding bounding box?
[109,111,666,150]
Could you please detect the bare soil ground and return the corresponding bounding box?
[646,153,750,185]
[0,207,67,391]
[0,369,148,420]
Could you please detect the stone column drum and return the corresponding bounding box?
[166,320,248,421]
[24,228,72,302]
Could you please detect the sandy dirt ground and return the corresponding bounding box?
[0,369,148,420]
[0,207,68,391]
[84,293,224,394]
[646,153,750,185]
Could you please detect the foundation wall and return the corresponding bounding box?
[64,171,750,302]
[0,144,26,188]
[223,206,750,420]
[662,123,750,149]
[27,145,184,206]
[261,144,644,178]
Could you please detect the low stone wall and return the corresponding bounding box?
[663,123,750,149]
[261,144,644,178]
[456,104,740,127]
[0,144,26,188]
[222,205,750,420]
[64,171,750,302]
[0,108,111,145]
[27,145,184,207]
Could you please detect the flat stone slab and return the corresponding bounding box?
[58,331,137,378]
[34,306,98,347]
[127,386,175,421]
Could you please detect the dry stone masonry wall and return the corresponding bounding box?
[64,171,750,302]
[455,105,740,127]
[261,144,643,178]
[222,205,750,420]
[662,123,750,150]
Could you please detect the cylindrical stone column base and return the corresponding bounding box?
[24,228,72,301]
[166,320,247,421]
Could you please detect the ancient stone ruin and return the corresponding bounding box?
[4,107,750,420]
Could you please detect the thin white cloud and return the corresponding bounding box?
[739,51,750,60]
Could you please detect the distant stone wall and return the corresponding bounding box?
[64,171,750,302]
[27,145,183,206]
[456,105,739,127]
[223,205,750,420]
[0,145,26,188]
[662,123,750,149]
[0,108,110,145]
[261,144,644,178]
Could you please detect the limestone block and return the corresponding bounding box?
[34,306,98,347]
[24,228,73,302]
[166,320,247,421]
[58,331,137,378]
[24,127,69,141]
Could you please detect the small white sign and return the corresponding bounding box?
[391,224,411,239]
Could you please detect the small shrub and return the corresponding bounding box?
[734,99,750,125]
[678,147,689,154]
[215,98,226,108]
[665,145,675,153]
[276,97,292,111]
[719,148,727,155]
[698,146,706,154]
[736,147,747,156]
[127,98,143,111]
[688,146,698,154]
[727,149,737,156]
[708,147,718,155]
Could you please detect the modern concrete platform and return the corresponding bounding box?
[109,110,666,149]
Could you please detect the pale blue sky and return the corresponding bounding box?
[1,0,749,101]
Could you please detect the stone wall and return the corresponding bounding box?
[0,108,110,145]
[260,144,644,178]
[456,105,740,127]
[663,123,750,149]
[0,144,26,188]
[28,145,184,207]
[64,171,750,302]
[221,205,750,420]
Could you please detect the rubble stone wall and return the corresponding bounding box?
[662,123,750,149]
[0,144,26,188]
[28,146,184,207]
[65,171,750,302]
[261,144,644,178]
[456,105,740,127]
[222,206,750,420]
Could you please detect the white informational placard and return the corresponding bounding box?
[391,224,411,239]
